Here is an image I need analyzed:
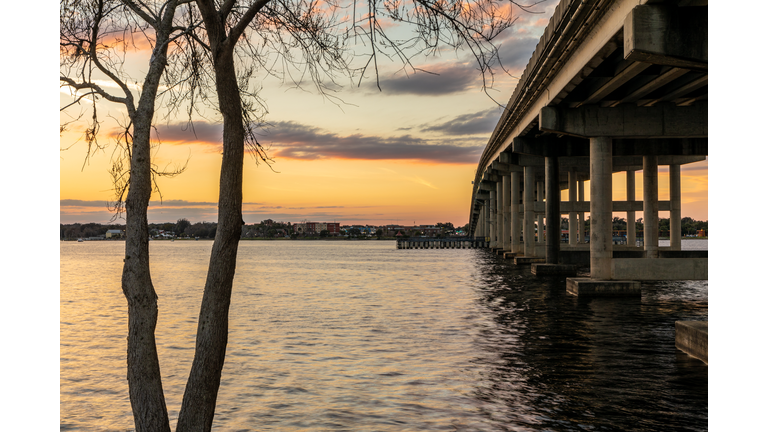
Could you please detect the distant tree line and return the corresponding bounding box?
[62,219,476,240]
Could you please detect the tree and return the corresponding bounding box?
[61,1,203,429]
[63,0,530,429]
[176,218,192,236]
[375,228,383,239]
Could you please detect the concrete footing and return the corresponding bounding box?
[532,264,579,276]
[514,256,546,265]
[503,252,520,259]
[566,278,641,296]
[675,321,708,364]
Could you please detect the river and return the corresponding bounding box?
[60,240,707,430]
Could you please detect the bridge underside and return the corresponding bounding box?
[468,0,707,285]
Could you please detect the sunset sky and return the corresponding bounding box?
[59,0,708,226]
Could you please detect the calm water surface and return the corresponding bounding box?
[61,240,707,431]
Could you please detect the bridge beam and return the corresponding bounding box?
[539,102,707,138]
[624,4,707,70]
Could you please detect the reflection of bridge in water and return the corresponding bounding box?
[465,0,707,363]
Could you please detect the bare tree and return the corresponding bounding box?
[63,0,535,429]
[176,0,524,428]
[61,1,202,430]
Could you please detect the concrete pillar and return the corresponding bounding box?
[590,137,613,280]
[643,155,659,258]
[524,166,536,256]
[502,175,511,251]
[511,171,522,254]
[537,181,545,246]
[627,170,636,247]
[484,200,491,241]
[568,167,578,246]
[496,181,503,249]
[578,179,586,243]
[545,156,560,264]
[477,206,485,240]
[489,190,497,248]
[670,164,682,251]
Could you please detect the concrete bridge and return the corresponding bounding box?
[467,0,707,362]
[466,2,708,282]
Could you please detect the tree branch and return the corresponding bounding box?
[60,76,132,107]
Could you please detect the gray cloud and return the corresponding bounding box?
[262,121,483,164]
[421,108,502,136]
[60,199,111,208]
[366,63,480,96]
[495,36,539,71]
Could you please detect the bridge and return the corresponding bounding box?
[467,0,707,362]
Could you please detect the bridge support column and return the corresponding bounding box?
[502,175,511,252]
[489,190,497,248]
[496,181,503,252]
[545,156,560,264]
[511,171,522,255]
[524,166,536,256]
[484,200,491,243]
[670,164,682,251]
[568,167,578,246]
[644,156,659,258]
[590,137,613,280]
[578,179,585,243]
[537,181,545,249]
[477,206,485,242]
[627,170,636,247]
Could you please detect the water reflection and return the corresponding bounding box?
[61,241,706,431]
[466,248,707,431]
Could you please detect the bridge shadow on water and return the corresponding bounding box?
[465,249,707,431]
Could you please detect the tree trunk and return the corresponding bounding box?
[122,23,174,432]
[176,46,244,431]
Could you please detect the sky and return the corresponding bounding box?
[59,0,707,227]
[0,2,760,429]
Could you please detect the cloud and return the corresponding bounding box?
[126,116,486,164]
[262,121,483,164]
[495,37,539,71]
[152,122,224,145]
[420,108,502,136]
[365,63,481,96]
[60,199,111,208]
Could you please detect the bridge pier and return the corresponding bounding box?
[627,170,636,246]
[524,166,536,257]
[502,174,511,253]
[644,156,660,258]
[670,164,682,251]
[489,189,497,249]
[577,179,585,243]
[511,171,522,257]
[532,155,578,276]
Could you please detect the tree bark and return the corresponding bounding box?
[176,23,245,431]
[121,9,176,431]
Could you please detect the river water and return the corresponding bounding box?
[60,240,707,431]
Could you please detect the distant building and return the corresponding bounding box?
[105,229,123,239]
[294,222,340,236]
